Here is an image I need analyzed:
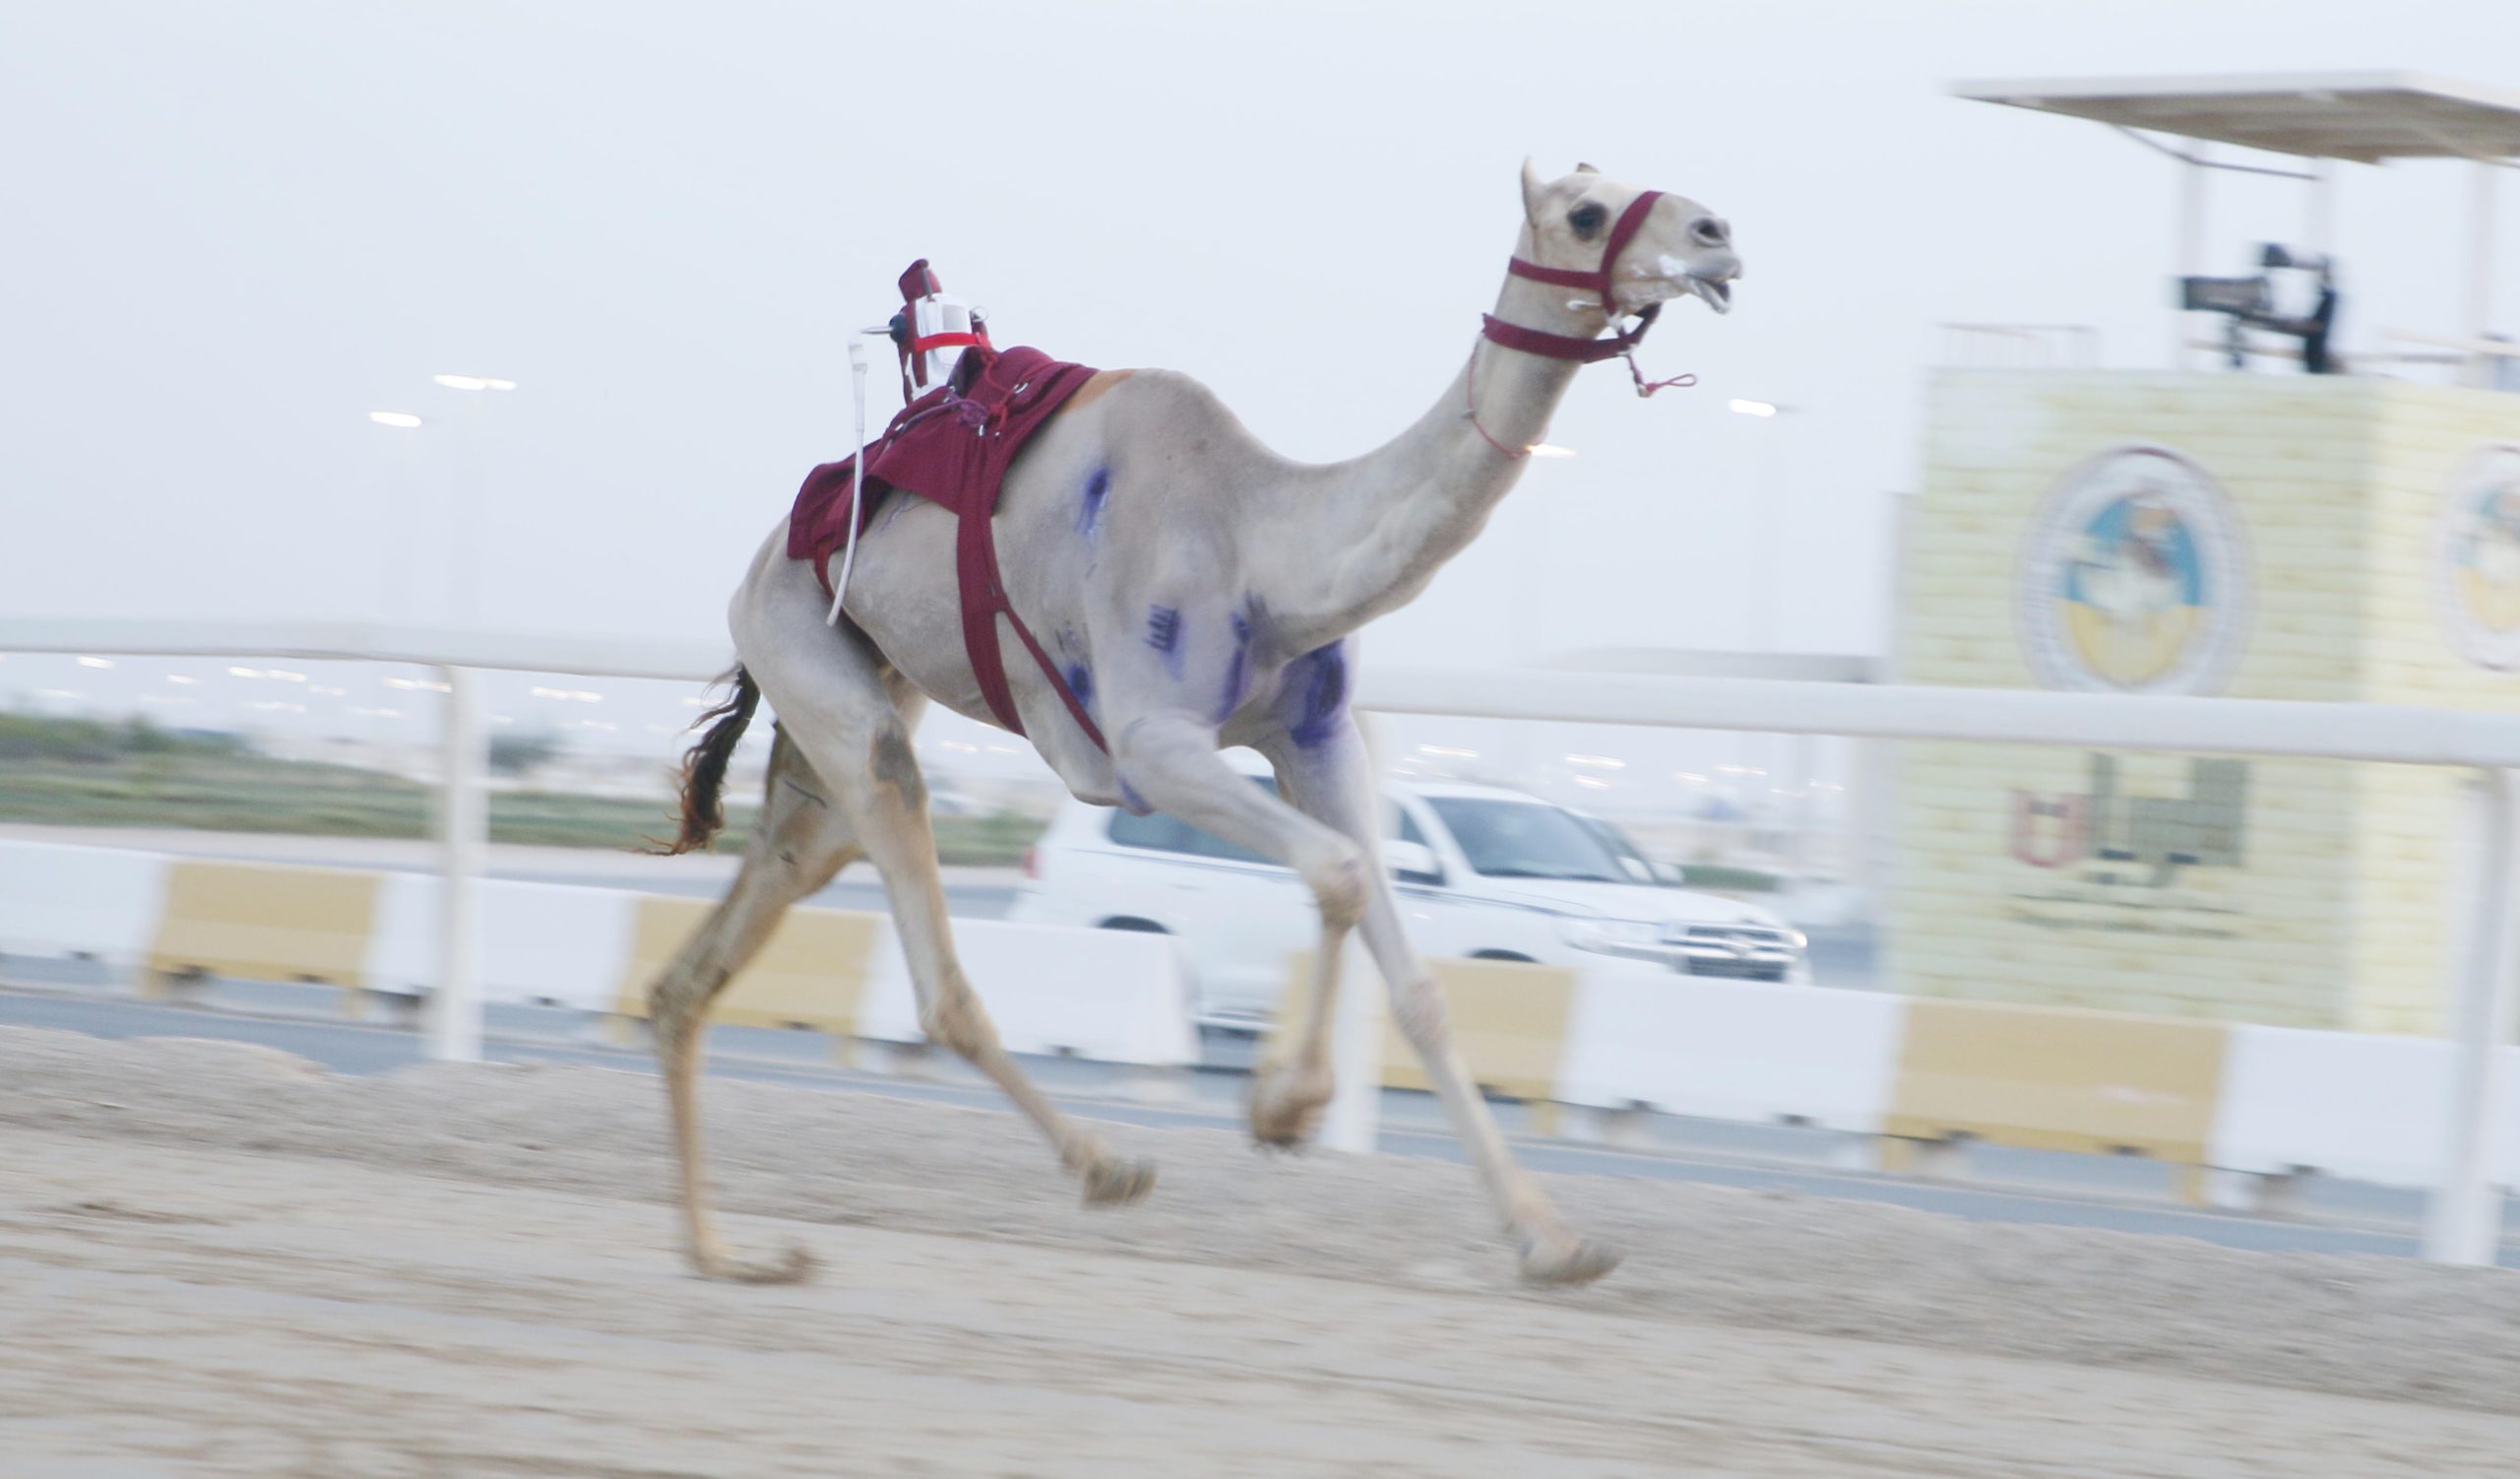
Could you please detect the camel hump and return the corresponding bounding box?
[1058,367,1138,412]
[1092,366,1260,452]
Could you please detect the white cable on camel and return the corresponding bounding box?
[825,334,873,627]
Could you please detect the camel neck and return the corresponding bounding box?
[1262,235,1600,654]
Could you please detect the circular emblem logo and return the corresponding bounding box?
[2017,445,2249,694]
[2434,443,2520,670]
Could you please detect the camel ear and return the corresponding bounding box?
[1520,157,1548,223]
[1575,161,1601,174]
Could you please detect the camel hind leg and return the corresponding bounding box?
[651,728,861,1281]
[738,580,1155,1208]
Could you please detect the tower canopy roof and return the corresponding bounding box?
[1952,71,2520,163]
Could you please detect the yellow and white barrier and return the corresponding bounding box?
[368,873,642,1012]
[1881,999,2228,1166]
[1267,954,1582,1105]
[147,858,380,988]
[1270,949,2520,1190]
[609,895,886,1033]
[1558,968,1907,1133]
[3,838,2514,1185]
[858,918,1198,1063]
[0,840,1200,1069]
[2212,1024,2520,1188]
[0,841,170,964]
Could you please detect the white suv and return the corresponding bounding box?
[1009,769,1809,1029]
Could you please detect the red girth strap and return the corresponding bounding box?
[957,496,1108,752]
[1483,189,1669,364]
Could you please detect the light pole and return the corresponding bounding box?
[1729,397,1807,877]
[368,411,426,621]
[430,373,517,626]
[1727,397,1797,654]
[364,374,514,1064]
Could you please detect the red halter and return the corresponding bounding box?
[1479,188,1697,399]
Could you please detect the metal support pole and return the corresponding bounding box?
[2426,766,2518,1265]
[1786,731,1817,884]
[2303,158,2333,257]
[1319,946,1383,1154]
[2467,161,2498,389]
[2175,153,2207,370]
[426,664,486,1062]
[1318,708,1394,1155]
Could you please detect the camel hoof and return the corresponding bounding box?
[693,1243,817,1285]
[1247,1070,1331,1150]
[1082,1157,1156,1207]
[1519,1236,1621,1288]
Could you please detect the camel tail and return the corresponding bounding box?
[650,666,761,856]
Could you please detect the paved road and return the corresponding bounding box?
[4,981,2507,1267]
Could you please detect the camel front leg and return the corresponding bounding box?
[1248,740,1376,1148]
[1271,715,1619,1288]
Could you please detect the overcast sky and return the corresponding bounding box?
[4,1,2517,792]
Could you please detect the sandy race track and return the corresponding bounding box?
[6,1028,2520,1476]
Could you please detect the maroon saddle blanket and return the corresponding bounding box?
[786,345,1106,748]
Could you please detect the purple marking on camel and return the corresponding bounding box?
[1063,662,1094,710]
[1076,465,1110,538]
[1146,605,1183,676]
[1118,779,1151,815]
[1217,611,1253,722]
[1287,641,1350,748]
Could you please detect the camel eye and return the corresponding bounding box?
[1568,203,1607,239]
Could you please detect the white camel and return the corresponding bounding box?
[647,161,1741,1286]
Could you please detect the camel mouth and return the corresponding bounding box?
[1644,252,1735,316]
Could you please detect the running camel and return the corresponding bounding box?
[648,161,1742,1286]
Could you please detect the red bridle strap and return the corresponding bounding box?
[1478,309,1654,364]
[1479,188,1699,401]
[1503,189,1662,318]
[1466,188,1696,450]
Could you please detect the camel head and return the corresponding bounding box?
[1519,160,1740,316]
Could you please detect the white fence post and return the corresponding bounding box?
[1320,946,1383,1154]
[426,664,486,1062]
[2426,766,2519,1264]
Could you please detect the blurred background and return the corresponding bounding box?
[6,0,2520,1266]
[19,5,2520,1472]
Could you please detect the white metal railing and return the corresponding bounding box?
[0,618,732,679]
[0,620,729,1063]
[2,619,2515,1264]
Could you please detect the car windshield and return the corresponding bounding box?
[1574,813,1668,887]
[1425,797,1631,883]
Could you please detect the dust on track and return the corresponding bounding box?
[5,1026,2519,1477]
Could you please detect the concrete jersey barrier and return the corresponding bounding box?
[0,839,1200,1069]
[0,839,2511,1186]
[1271,948,2520,1190]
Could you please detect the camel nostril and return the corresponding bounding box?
[1690,217,1730,247]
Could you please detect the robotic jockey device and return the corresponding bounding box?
[887,258,991,401]
[826,259,995,622]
